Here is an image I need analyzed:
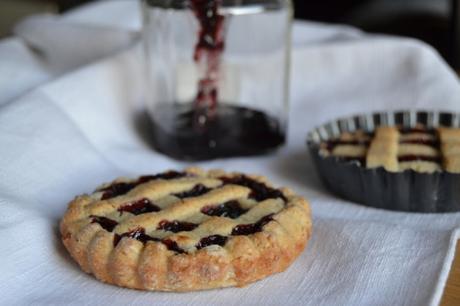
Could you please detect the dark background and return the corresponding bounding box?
[293,0,459,69]
[1,0,459,69]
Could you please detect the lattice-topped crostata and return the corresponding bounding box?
[320,125,460,173]
[60,168,312,291]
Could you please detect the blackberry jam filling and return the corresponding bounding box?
[114,228,159,246]
[100,171,187,200]
[201,200,248,219]
[157,220,199,233]
[174,184,211,199]
[100,182,135,200]
[162,239,186,254]
[196,235,228,249]
[114,228,186,254]
[138,171,187,183]
[118,198,161,215]
[90,216,118,232]
[399,139,438,146]
[231,214,274,236]
[399,128,434,134]
[398,155,442,163]
[221,176,286,202]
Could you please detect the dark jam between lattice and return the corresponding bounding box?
[231,214,274,236]
[398,155,442,163]
[196,235,228,249]
[99,171,186,200]
[118,198,161,215]
[157,220,199,233]
[173,184,211,199]
[201,200,248,219]
[91,216,118,232]
[221,175,287,202]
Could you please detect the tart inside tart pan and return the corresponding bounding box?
[307,110,460,213]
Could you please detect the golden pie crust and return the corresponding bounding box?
[60,168,312,291]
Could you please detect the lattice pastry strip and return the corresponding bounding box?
[439,127,460,173]
[366,127,399,171]
[60,168,312,291]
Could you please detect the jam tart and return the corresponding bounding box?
[320,126,460,173]
[60,168,312,291]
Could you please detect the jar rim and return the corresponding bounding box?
[143,0,290,10]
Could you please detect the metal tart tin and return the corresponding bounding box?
[307,110,460,213]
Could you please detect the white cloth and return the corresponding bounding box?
[1,1,460,305]
[0,0,140,106]
[0,38,52,105]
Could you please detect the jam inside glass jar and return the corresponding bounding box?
[142,0,292,160]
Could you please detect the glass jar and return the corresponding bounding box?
[142,0,292,160]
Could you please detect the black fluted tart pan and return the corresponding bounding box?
[307,110,460,213]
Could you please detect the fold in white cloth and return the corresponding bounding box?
[0,1,140,106]
[1,1,460,305]
[14,14,139,73]
[0,38,51,105]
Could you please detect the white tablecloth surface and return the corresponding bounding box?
[1,1,460,305]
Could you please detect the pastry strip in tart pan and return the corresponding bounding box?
[307,110,460,213]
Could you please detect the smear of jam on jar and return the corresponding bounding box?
[190,0,225,116]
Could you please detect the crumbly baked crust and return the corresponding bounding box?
[60,168,312,291]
